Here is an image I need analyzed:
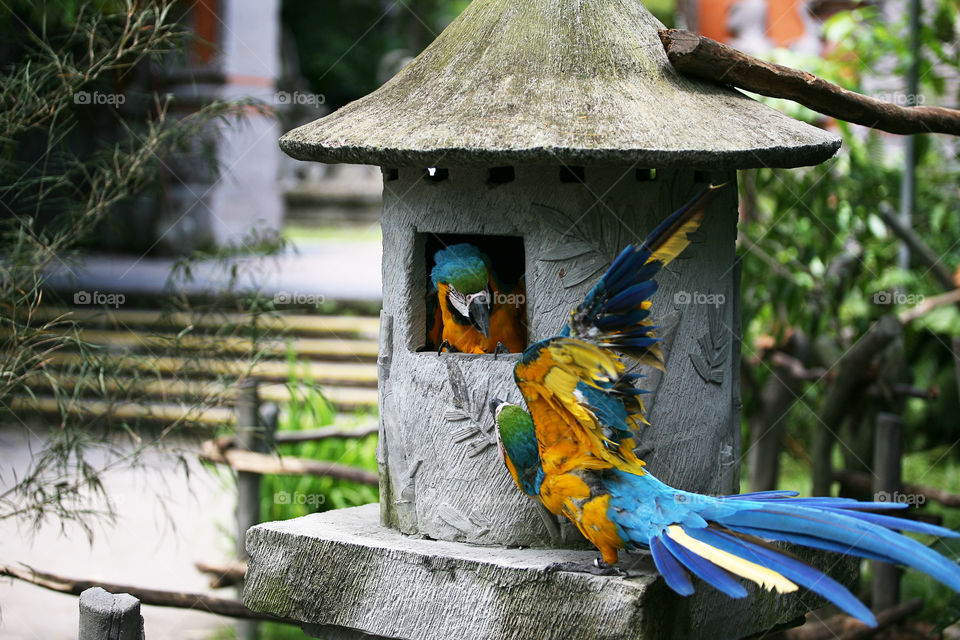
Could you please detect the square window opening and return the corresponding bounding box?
[559,166,585,183]
[418,232,528,354]
[488,166,516,184]
[424,167,450,182]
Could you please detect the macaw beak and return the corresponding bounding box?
[469,296,491,338]
[489,398,503,416]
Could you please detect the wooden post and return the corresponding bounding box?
[872,412,904,609]
[748,333,811,492]
[79,587,144,640]
[811,317,901,496]
[234,379,270,640]
[953,337,960,408]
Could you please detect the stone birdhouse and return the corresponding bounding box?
[245,1,840,638]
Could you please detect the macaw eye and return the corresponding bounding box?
[467,289,491,306]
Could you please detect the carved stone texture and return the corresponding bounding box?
[244,505,848,640]
[378,165,741,548]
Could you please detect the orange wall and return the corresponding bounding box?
[191,0,219,64]
[697,0,808,47]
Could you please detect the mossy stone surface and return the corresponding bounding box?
[280,0,839,169]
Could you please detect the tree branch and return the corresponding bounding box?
[215,423,379,449]
[194,560,247,589]
[898,288,960,324]
[659,29,960,136]
[200,440,379,485]
[0,563,288,622]
[878,203,957,291]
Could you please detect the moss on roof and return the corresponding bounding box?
[280,0,840,169]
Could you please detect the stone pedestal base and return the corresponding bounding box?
[241,504,847,640]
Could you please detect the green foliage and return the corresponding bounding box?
[740,4,960,623]
[739,2,960,454]
[259,354,378,523]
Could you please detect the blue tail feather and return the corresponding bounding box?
[659,533,749,599]
[608,472,960,624]
[717,506,960,593]
[650,536,695,596]
[724,525,900,563]
[816,508,960,538]
[725,490,800,500]
[687,527,877,626]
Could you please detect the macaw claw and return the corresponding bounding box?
[543,559,629,577]
[493,341,510,359]
[437,339,454,355]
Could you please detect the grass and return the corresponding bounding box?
[260,352,379,520]
[283,224,382,243]
[245,355,379,640]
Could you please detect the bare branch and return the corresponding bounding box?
[659,29,960,136]
[0,563,289,622]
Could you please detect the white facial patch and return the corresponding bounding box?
[448,287,490,318]
[494,402,509,462]
[447,287,471,317]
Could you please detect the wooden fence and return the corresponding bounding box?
[11,305,381,638]
[11,304,960,637]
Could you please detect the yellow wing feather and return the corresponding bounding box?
[514,338,647,474]
[645,210,705,268]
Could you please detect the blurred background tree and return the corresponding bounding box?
[0,0,279,533]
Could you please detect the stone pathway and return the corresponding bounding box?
[44,237,382,303]
[0,426,238,639]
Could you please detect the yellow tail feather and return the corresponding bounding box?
[666,526,798,594]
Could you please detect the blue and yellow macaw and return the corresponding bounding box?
[510,183,725,473]
[490,185,960,626]
[428,243,526,354]
[493,393,960,627]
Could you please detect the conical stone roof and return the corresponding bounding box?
[280,0,840,169]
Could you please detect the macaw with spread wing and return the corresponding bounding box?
[427,243,526,354]
[489,186,960,626]
[511,183,724,473]
[493,391,960,627]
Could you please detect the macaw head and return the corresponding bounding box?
[489,398,543,497]
[431,243,492,338]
